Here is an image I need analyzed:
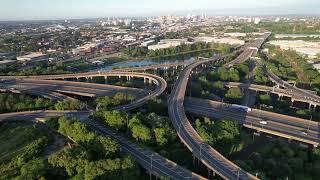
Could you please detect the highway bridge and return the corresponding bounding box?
[185,98,320,147]
[254,60,320,107]
[223,82,320,107]
[226,33,271,68]
[116,61,192,72]
[0,79,149,99]
[0,87,75,101]
[0,110,206,180]
[1,71,167,111]
[168,55,258,180]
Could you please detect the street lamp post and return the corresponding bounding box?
[200,143,204,157]
[150,153,154,171]
[308,115,313,132]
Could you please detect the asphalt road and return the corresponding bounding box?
[185,98,320,146]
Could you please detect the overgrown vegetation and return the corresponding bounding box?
[95,93,135,110]
[0,123,51,179]
[195,118,251,155]
[193,116,320,180]
[93,111,195,169]
[47,117,142,179]
[262,45,320,93]
[0,117,144,179]
[0,93,55,113]
[0,93,86,113]
[123,42,232,58]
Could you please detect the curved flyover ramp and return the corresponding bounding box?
[168,56,258,180]
[1,71,167,111]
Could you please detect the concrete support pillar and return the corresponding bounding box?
[279,95,283,101]
[309,103,314,110]
[86,77,90,82]
[144,78,147,84]
[104,76,108,84]
[192,155,196,166]
[149,79,153,85]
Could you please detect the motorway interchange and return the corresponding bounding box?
[1,32,320,180]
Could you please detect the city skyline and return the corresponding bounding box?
[1,0,320,21]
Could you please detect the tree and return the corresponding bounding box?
[103,111,127,130]
[96,93,135,110]
[19,158,46,179]
[214,120,240,142]
[213,81,224,91]
[58,117,96,144]
[154,128,169,146]
[54,100,85,111]
[259,94,272,105]
[131,124,152,143]
[225,88,243,102]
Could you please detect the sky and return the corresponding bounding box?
[0,0,320,21]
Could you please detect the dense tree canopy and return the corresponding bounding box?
[225,88,243,103]
[123,42,231,58]
[54,99,86,111]
[96,93,135,110]
[49,117,141,179]
[0,93,55,113]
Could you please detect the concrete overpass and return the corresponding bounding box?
[168,55,258,180]
[185,98,320,147]
[226,33,272,68]
[1,71,167,111]
[116,61,192,72]
[224,82,320,107]
[256,61,320,108]
[1,79,148,100]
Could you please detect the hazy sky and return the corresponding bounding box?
[1,0,319,21]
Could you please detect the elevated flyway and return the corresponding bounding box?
[168,55,258,180]
[0,88,75,102]
[226,33,272,68]
[185,98,320,147]
[1,72,167,111]
[0,111,206,180]
[223,82,320,106]
[255,60,320,106]
[1,79,148,99]
[117,61,192,72]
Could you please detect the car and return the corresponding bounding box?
[259,121,268,125]
[230,104,252,112]
[301,131,308,135]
